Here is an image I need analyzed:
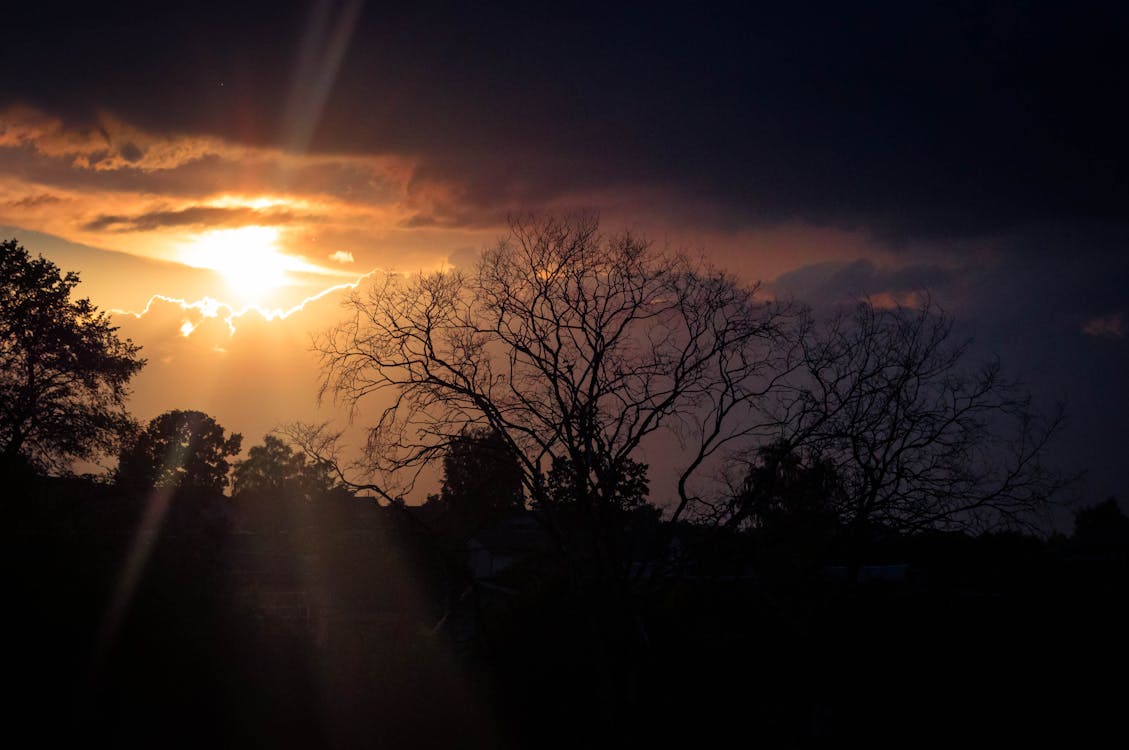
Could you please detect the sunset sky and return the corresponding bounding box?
[2,1,1127,508]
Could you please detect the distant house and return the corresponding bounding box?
[858,563,911,585]
[824,563,921,587]
[466,512,551,582]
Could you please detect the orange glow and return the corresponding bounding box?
[178,226,293,306]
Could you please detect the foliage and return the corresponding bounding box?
[117,409,242,494]
[542,453,650,513]
[232,434,335,501]
[0,238,145,472]
[1072,497,1129,547]
[727,440,841,536]
[438,427,524,525]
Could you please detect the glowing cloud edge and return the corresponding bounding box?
[111,270,378,336]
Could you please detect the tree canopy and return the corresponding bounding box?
[438,427,524,524]
[233,434,335,501]
[726,440,842,537]
[0,238,145,473]
[117,410,242,494]
[1072,497,1129,548]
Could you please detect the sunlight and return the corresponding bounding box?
[180,226,293,305]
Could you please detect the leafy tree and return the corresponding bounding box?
[0,238,145,472]
[438,427,524,527]
[723,441,842,578]
[727,440,841,537]
[117,410,242,494]
[232,434,335,501]
[1072,497,1129,547]
[542,454,650,513]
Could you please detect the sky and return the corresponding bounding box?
[2,1,1127,511]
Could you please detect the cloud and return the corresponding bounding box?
[771,258,964,309]
[82,205,315,232]
[7,5,1129,243]
[0,107,481,275]
[113,271,370,338]
[0,105,240,172]
[328,250,354,264]
[4,193,61,209]
[1082,313,1125,339]
[0,106,418,207]
[445,245,481,270]
[399,213,442,228]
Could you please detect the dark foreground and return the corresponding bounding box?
[5,475,1127,747]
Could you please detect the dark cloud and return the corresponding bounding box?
[772,258,964,305]
[4,2,1126,241]
[81,205,314,232]
[399,214,441,229]
[5,193,61,209]
[0,131,410,209]
[398,211,484,230]
[0,147,235,200]
[117,142,143,163]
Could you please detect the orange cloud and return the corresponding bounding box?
[0,106,504,299]
[1082,313,1124,339]
[0,105,239,172]
[81,204,319,232]
[2,105,911,341]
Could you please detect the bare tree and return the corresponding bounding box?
[747,298,1069,539]
[289,215,799,579]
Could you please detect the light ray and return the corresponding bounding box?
[92,437,201,675]
[283,0,366,153]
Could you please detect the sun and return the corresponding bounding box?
[181,226,292,306]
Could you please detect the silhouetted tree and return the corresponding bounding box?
[232,434,334,501]
[727,440,841,535]
[1072,497,1129,547]
[438,427,524,530]
[541,453,650,512]
[0,238,145,473]
[117,410,242,494]
[722,440,842,577]
[289,214,799,581]
[774,299,1067,537]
